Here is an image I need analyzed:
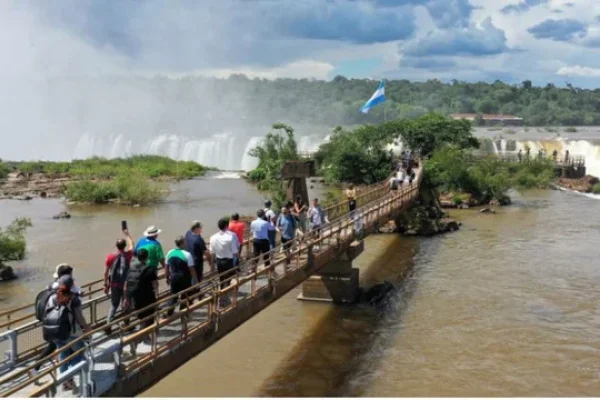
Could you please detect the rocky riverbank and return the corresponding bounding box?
[0,172,72,199]
[556,175,599,193]
[438,191,511,209]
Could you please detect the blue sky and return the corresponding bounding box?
[5,0,600,87]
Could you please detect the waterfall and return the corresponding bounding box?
[72,132,329,171]
[480,137,600,178]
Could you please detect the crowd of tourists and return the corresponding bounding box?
[33,197,335,391]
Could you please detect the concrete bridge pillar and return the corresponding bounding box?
[298,240,364,303]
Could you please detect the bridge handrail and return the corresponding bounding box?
[0,169,422,397]
[0,169,402,381]
[0,171,392,328]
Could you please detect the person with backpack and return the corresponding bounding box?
[103,229,134,335]
[123,249,158,342]
[165,236,197,317]
[42,275,90,391]
[32,264,77,377]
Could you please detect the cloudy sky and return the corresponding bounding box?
[4,0,600,87]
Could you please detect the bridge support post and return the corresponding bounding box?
[298,240,364,303]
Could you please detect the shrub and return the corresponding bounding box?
[0,218,32,262]
[452,195,463,205]
[63,173,166,205]
[592,183,600,194]
[0,160,10,180]
[9,156,206,180]
[63,181,118,203]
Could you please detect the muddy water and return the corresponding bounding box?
[5,175,600,397]
[145,188,600,397]
[0,174,324,311]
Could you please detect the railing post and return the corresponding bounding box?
[80,360,91,397]
[6,330,16,370]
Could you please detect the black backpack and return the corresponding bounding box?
[109,253,130,287]
[35,284,55,321]
[126,265,145,298]
[42,295,73,341]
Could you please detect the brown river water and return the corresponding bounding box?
[3,176,600,396]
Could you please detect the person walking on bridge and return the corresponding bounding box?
[308,198,328,250]
[277,207,297,267]
[185,221,212,283]
[251,209,271,269]
[165,236,197,317]
[135,226,165,271]
[293,195,308,233]
[42,275,91,392]
[209,219,239,307]
[345,184,358,217]
[264,200,277,250]
[228,213,246,264]
[103,229,134,335]
[123,249,158,346]
[31,264,79,379]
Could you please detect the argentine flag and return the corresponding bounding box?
[359,80,385,114]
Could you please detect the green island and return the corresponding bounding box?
[248,114,556,213]
[0,217,31,281]
[0,156,207,205]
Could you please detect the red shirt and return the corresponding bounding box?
[105,250,133,287]
[228,221,245,246]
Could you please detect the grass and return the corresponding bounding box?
[3,155,206,180]
[63,171,166,205]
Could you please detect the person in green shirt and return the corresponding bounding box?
[134,226,166,270]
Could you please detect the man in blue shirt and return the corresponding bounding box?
[250,209,271,267]
[277,207,297,265]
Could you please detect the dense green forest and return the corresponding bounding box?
[240,76,600,126]
[53,75,600,132]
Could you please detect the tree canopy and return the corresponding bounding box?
[45,75,600,132]
[314,114,478,185]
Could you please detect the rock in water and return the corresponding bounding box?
[0,266,17,281]
[52,211,71,219]
[362,281,396,309]
[479,208,496,214]
[15,195,32,201]
[558,175,599,193]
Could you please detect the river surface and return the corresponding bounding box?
[0,173,324,311]
[3,176,600,396]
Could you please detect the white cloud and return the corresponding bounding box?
[556,65,600,77]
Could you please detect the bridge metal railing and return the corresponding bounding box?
[0,169,404,395]
[0,169,422,398]
[473,150,585,167]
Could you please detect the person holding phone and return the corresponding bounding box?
[103,224,134,335]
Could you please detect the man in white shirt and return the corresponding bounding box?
[209,219,239,299]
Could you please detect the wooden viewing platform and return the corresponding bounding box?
[0,168,423,398]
